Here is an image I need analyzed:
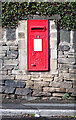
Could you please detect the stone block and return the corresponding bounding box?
[71,93,76,97]
[26,80,34,88]
[31,75,39,78]
[50,20,55,25]
[69,69,76,74]
[69,74,76,80]
[9,94,15,99]
[68,58,75,65]
[1,46,9,51]
[0,70,7,75]
[7,50,18,59]
[43,78,53,82]
[69,65,76,69]
[40,74,52,78]
[58,51,63,57]
[63,73,70,80]
[31,78,43,81]
[2,94,6,99]
[68,54,75,58]
[54,77,58,81]
[6,28,16,41]
[16,81,26,88]
[4,86,15,94]
[43,87,66,93]
[34,81,49,87]
[0,50,6,54]
[0,59,2,69]
[50,32,57,39]
[12,70,22,75]
[42,92,51,97]
[34,85,42,91]
[32,90,43,97]
[63,82,73,89]
[5,80,16,88]
[18,40,26,50]
[73,81,76,88]
[18,21,25,31]
[15,75,30,80]
[49,81,72,89]
[51,24,57,30]
[14,65,19,70]
[15,88,32,96]
[19,49,26,70]
[5,65,14,70]
[59,45,70,51]
[0,53,6,58]
[1,75,15,80]
[49,97,62,100]
[4,60,18,66]
[66,88,74,93]
[53,93,65,97]
[51,70,58,75]
[0,80,5,85]
[58,58,69,64]
[8,70,12,75]
[18,32,25,39]
[22,96,40,101]
[50,60,57,70]
[31,72,41,75]
[43,87,51,92]
[62,69,69,73]
[51,48,57,59]
[50,40,57,49]
[9,46,18,51]
[59,64,69,70]
[54,77,62,82]
[55,88,66,92]
[6,41,17,46]
[0,86,5,93]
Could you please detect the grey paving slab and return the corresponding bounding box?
[1,103,76,117]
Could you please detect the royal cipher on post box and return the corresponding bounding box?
[27,20,48,71]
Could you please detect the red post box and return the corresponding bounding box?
[27,20,48,71]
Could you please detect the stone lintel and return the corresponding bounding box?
[21,15,61,20]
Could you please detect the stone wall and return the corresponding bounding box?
[0,20,76,100]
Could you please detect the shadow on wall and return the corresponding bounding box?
[73,31,76,63]
[48,20,50,71]
[73,31,76,99]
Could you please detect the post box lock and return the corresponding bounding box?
[36,35,39,38]
[27,20,48,71]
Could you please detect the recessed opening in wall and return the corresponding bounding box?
[60,30,70,43]
[6,28,16,41]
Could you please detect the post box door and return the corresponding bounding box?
[27,20,48,71]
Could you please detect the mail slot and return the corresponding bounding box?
[31,26,46,31]
[27,20,48,71]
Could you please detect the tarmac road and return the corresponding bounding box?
[1,117,76,120]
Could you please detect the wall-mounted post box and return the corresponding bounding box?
[27,20,48,71]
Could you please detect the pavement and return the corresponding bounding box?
[0,103,76,117]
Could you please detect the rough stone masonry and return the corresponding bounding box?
[0,20,76,100]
